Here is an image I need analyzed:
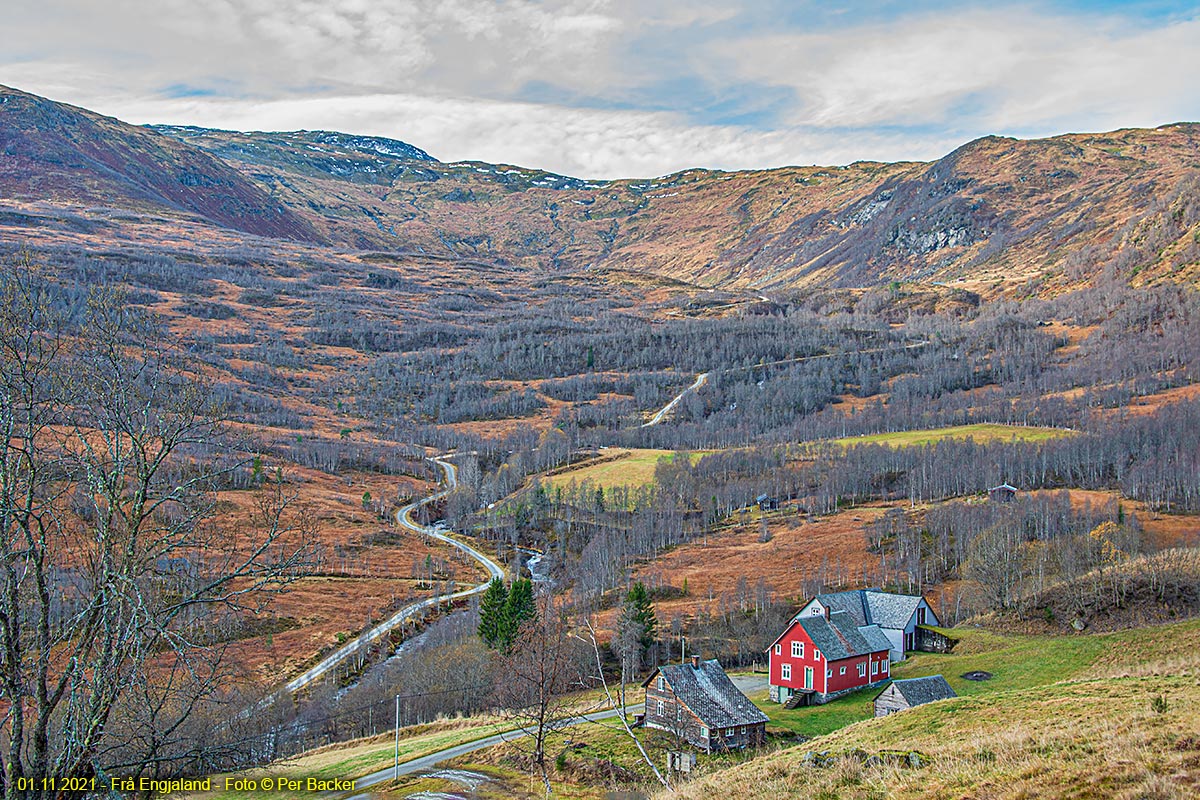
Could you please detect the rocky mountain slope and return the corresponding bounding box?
[3,84,1199,294]
[0,85,317,241]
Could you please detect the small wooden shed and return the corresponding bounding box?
[874,675,956,717]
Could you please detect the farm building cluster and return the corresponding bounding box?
[642,589,958,755]
[767,589,941,704]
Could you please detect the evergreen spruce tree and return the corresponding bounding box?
[478,578,509,649]
[625,582,657,654]
[502,578,537,651]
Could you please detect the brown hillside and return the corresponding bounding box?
[166,121,1200,294]
[3,85,1198,294]
[0,85,318,241]
[995,547,1200,635]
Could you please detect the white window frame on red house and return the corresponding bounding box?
[781,663,792,681]
[774,643,781,655]
[857,662,866,678]
[871,661,878,675]
[791,641,803,658]
[839,666,846,675]
[813,649,821,660]
[882,660,889,673]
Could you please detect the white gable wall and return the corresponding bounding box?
[915,597,940,627]
[893,598,939,659]
[798,598,826,619]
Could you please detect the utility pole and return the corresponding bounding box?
[394,694,400,781]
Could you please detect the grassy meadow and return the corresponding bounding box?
[833,423,1073,449]
[669,619,1200,800]
[546,448,708,491]
[446,620,1200,798]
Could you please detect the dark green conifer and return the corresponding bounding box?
[478,577,509,649]
[624,581,657,653]
[502,578,537,651]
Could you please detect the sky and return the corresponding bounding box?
[5,1,1200,178]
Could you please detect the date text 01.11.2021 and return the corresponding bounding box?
[14,777,97,793]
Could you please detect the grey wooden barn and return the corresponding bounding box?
[874,675,957,716]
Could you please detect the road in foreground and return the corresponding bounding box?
[342,674,768,798]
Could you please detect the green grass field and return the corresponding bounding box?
[673,620,1200,800]
[191,718,515,800]
[548,425,1070,493]
[546,448,707,491]
[833,422,1073,449]
[448,622,1200,796]
[747,620,1195,738]
[191,620,1200,800]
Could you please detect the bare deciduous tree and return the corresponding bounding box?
[491,597,586,796]
[578,619,670,791]
[965,524,1028,610]
[0,266,319,799]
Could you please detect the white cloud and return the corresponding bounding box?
[4,1,1200,177]
[714,7,1200,134]
[102,90,959,178]
[9,0,628,96]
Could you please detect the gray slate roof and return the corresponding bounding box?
[886,675,957,706]
[814,590,870,626]
[811,589,925,631]
[858,624,893,653]
[864,592,923,630]
[650,660,768,729]
[794,612,887,661]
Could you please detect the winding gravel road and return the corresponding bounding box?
[282,457,503,695]
[639,340,929,430]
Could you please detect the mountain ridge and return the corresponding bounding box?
[0,85,321,242]
[3,84,1200,294]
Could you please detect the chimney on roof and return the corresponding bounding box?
[691,655,700,669]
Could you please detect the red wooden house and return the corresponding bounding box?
[766,609,891,705]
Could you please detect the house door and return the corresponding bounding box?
[803,667,814,690]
